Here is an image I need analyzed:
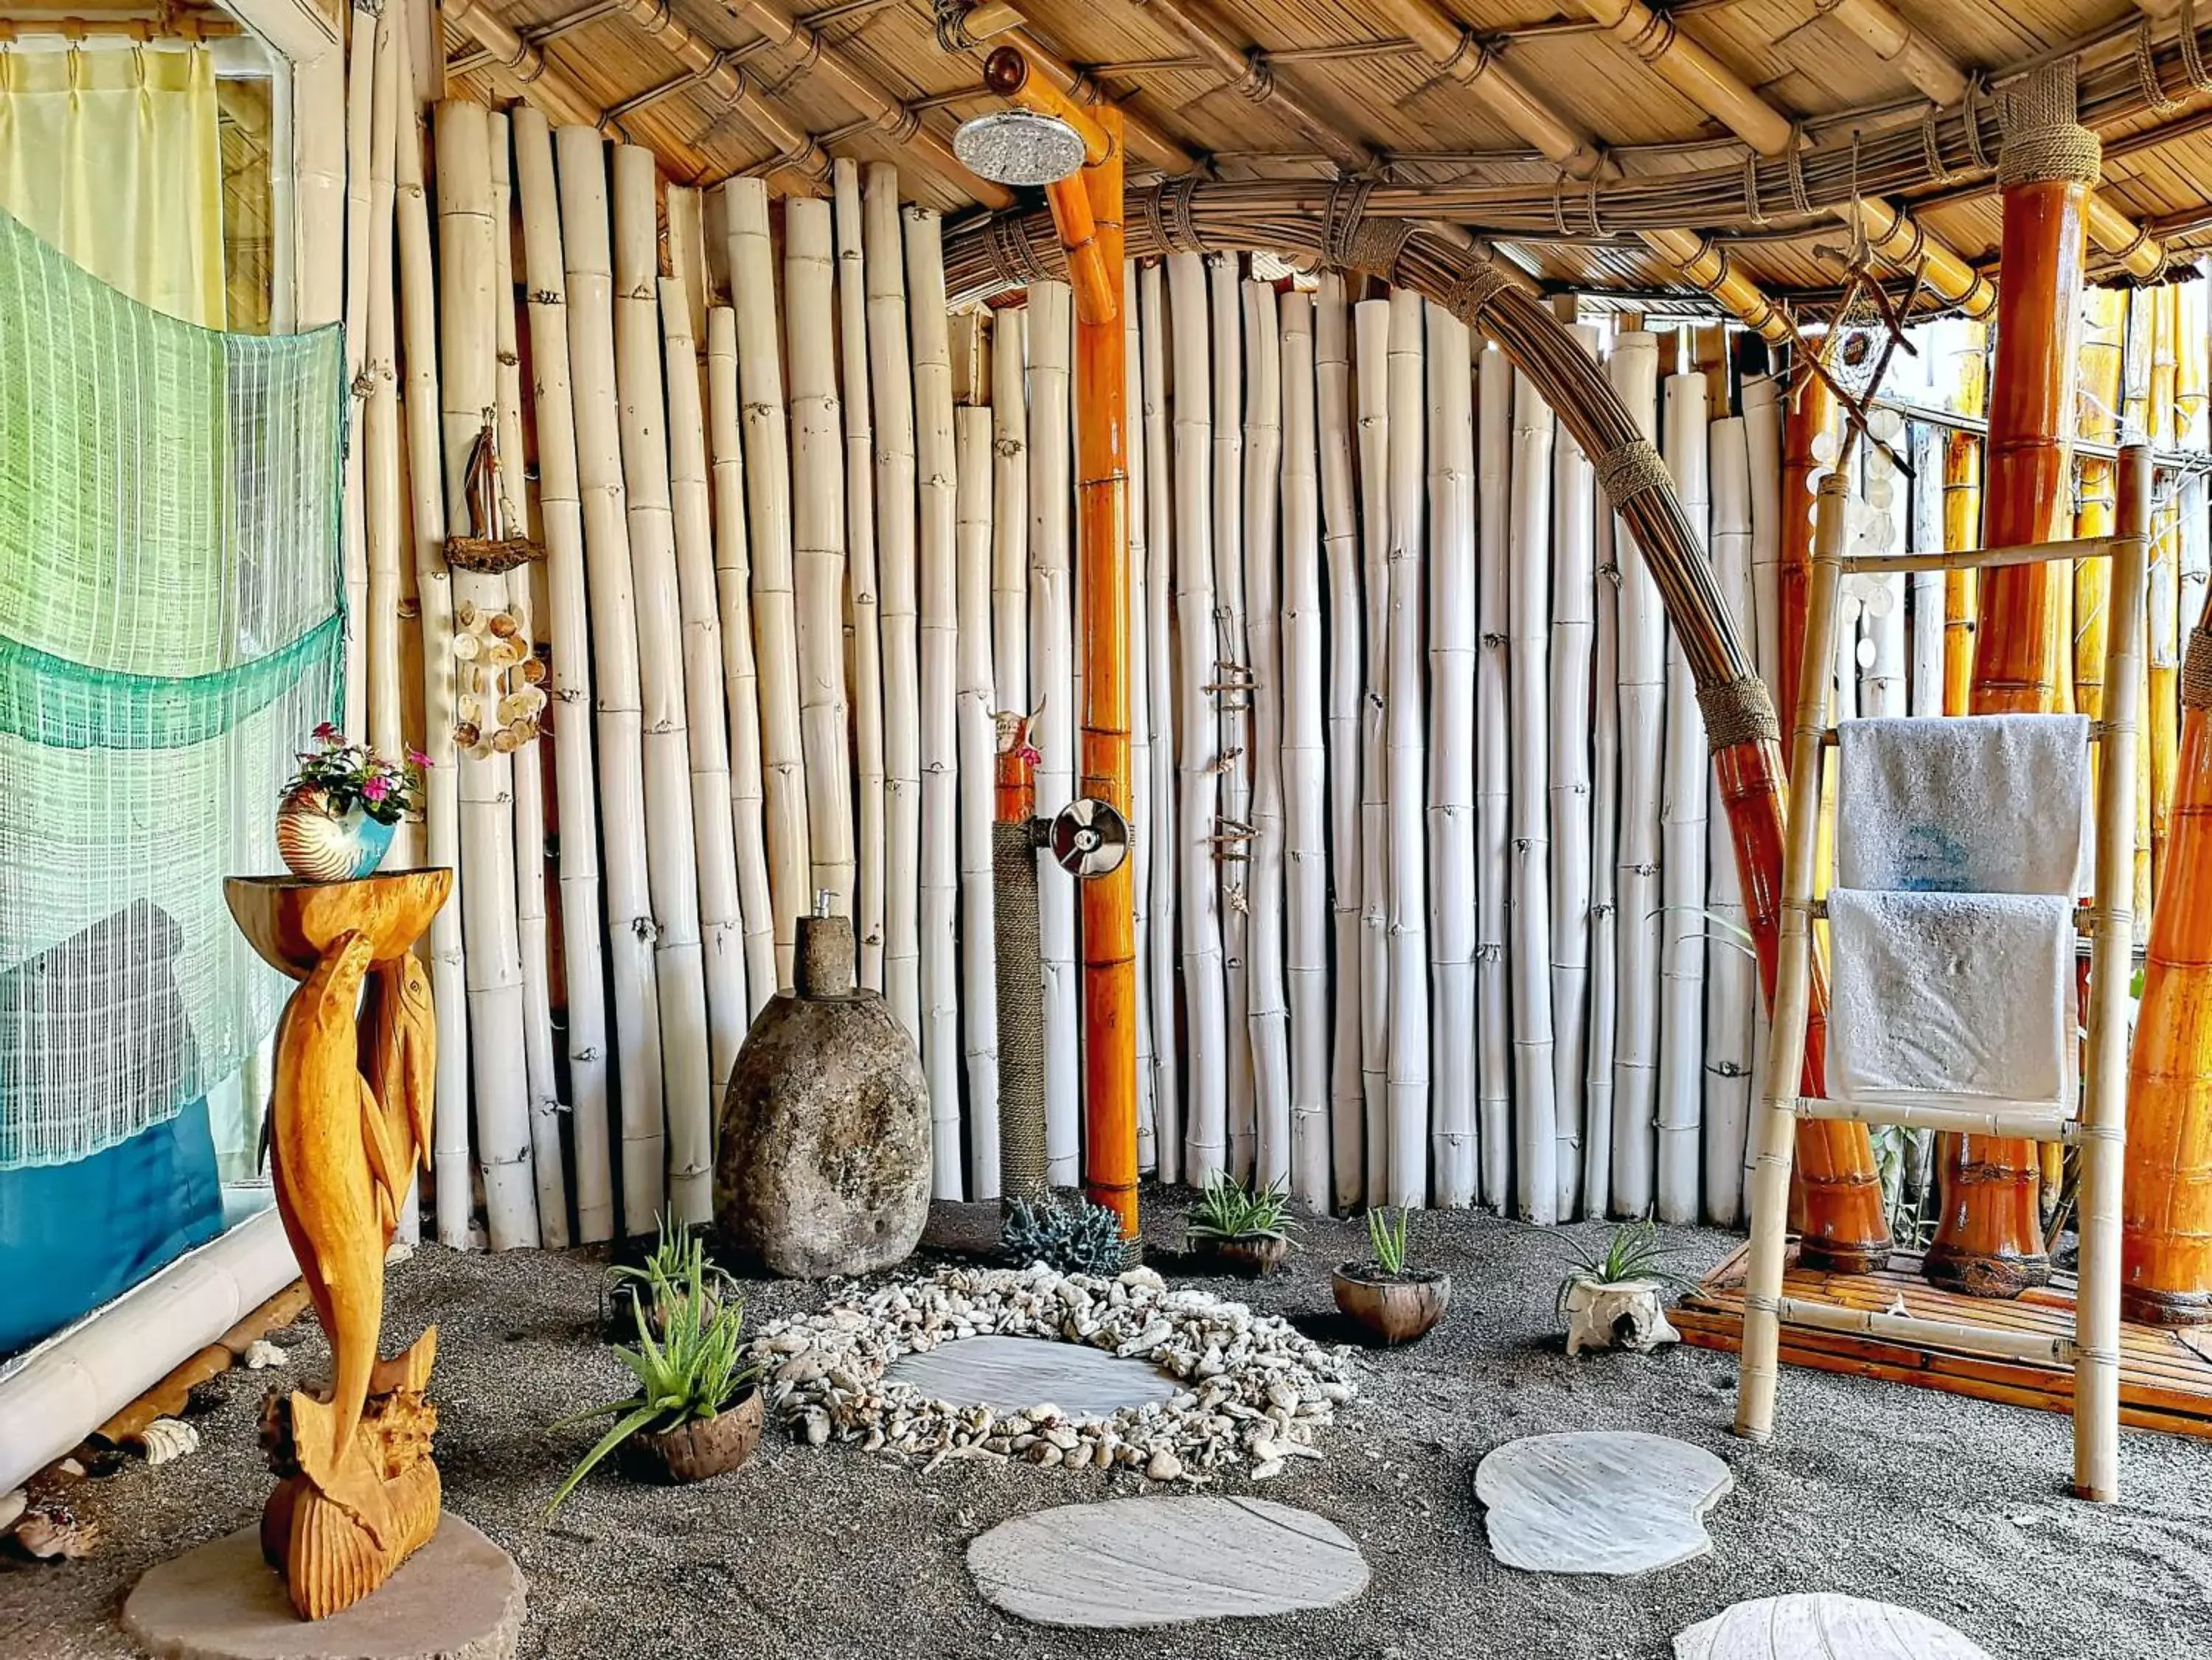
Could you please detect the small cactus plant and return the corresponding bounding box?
[1001,1194,1135,1276]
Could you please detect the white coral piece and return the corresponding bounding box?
[137,1417,200,1465]
[243,1339,288,1370]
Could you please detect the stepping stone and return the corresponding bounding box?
[1674,1593,1996,1659]
[1475,1429,1733,1575]
[886,1334,1178,1420]
[968,1496,1369,1628]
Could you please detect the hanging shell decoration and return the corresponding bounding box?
[453,599,548,760]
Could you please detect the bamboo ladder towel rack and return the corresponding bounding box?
[1734,446,2152,1504]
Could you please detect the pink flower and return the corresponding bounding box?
[362,777,390,803]
[313,722,342,742]
[407,748,433,769]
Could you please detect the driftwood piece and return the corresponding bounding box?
[223,871,453,1621]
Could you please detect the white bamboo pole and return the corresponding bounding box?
[554,125,664,1234]
[1511,369,1559,1224]
[907,204,964,1200]
[835,160,886,988]
[1138,266,1181,1187]
[956,398,1001,1199]
[1127,264,1158,1176]
[786,198,856,920]
[1384,291,1429,1210]
[394,49,469,1244]
[725,177,810,988]
[1211,255,1254,1180]
[662,277,748,1107]
[340,0,375,738]
[435,100,537,1252]
[1740,369,1783,1193]
[1316,275,1363,1212]
[1026,280,1080,1188]
[612,145,712,1227]
[706,307,777,1020]
[362,1,404,858]
[1705,412,1756,1227]
[866,164,921,1045]
[992,305,1030,719]
[1354,298,1392,1207]
[1583,340,1621,1220]
[491,117,568,1249]
[1655,367,1708,1227]
[1243,279,1291,1192]
[1426,301,1477,1209]
[1907,422,1945,716]
[1475,341,1514,1212]
[1281,289,1328,1209]
[1169,251,1227,1183]
[1550,321,1599,1224]
[512,107,613,1244]
[1608,329,1663,1218]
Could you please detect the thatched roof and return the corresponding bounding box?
[396,0,2212,313]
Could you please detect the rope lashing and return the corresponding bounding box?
[2138,17,2185,116]
[1594,437,1672,509]
[1997,60,2102,188]
[2184,627,2212,711]
[1441,264,1516,321]
[986,217,1053,288]
[1697,674,1783,750]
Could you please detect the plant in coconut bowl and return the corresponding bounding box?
[276,725,428,882]
[1333,1208,1451,1345]
[548,1252,762,1509]
[602,1213,732,1340]
[1186,1171,1298,1277]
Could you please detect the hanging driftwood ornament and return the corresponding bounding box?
[442,415,544,575]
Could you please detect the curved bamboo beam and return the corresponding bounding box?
[722,0,1015,207]
[944,190,1892,1266]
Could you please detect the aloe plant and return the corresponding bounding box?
[1186,1170,1298,1241]
[549,1252,757,1515]
[1364,1207,1411,1277]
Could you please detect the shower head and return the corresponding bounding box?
[952,108,1087,187]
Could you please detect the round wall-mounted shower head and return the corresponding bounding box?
[953,110,1086,186]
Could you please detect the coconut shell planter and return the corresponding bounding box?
[1186,1173,1298,1277]
[1332,1263,1453,1345]
[1194,1233,1294,1277]
[616,1388,764,1485]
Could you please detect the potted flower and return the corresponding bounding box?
[1186,1171,1297,1276]
[276,725,428,882]
[1555,1220,1693,1357]
[1333,1208,1451,1345]
[549,1255,762,1508]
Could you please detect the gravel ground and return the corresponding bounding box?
[7,1191,2211,1659]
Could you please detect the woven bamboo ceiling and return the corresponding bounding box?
[444,0,2212,312]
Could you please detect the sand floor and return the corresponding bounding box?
[5,1192,2207,1659]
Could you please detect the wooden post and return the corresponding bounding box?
[1930,63,2098,1297]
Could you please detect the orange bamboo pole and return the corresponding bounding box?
[1929,69,2096,1297]
[2124,495,2212,1325]
[2076,289,2127,739]
[2150,285,2182,898]
[987,46,1137,1235]
[1941,432,1982,714]
[1779,372,1834,739]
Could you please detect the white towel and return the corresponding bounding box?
[1837,714,2090,896]
[1826,889,2077,1109]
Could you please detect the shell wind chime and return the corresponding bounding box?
[446,415,548,758]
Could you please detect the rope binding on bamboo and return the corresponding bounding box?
[1441,265,1516,321]
[2183,625,2212,711]
[1594,437,1673,507]
[1997,60,2102,187]
[1697,674,1783,750]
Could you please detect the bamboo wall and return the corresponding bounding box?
[359,88,2212,1245]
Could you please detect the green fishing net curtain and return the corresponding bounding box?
[0,204,344,1182]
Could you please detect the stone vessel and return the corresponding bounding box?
[714,908,930,1277]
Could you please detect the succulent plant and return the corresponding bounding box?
[1001,1194,1136,1276]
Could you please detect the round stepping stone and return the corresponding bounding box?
[885,1333,1178,1420]
[123,1517,524,1660]
[1674,1593,1996,1659]
[1476,1429,1733,1576]
[969,1496,1369,1628]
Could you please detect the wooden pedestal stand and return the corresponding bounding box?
[223,871,453,1620]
